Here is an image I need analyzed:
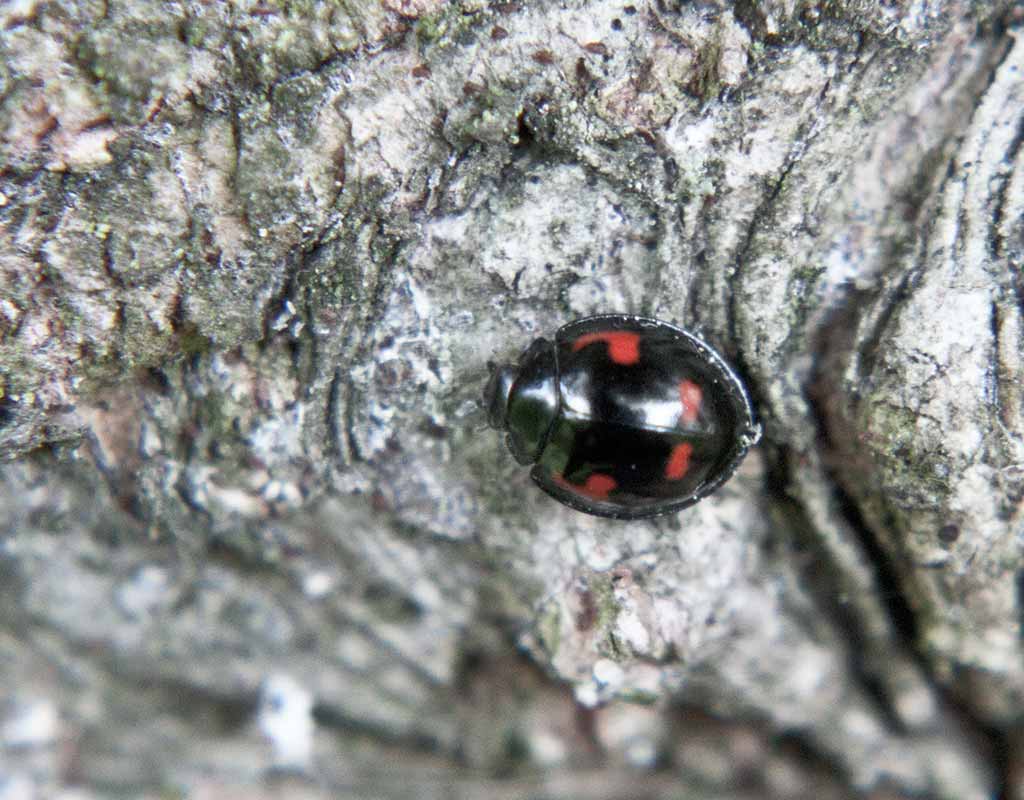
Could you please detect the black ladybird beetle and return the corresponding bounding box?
[484,315,760,519]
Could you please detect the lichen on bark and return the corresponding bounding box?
[1,1,1023,798]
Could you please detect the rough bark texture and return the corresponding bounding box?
[1,1,1023,798]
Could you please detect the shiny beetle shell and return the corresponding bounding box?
[484,315,760,519]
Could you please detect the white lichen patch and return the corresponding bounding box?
[301,570,335,600]
[609,570,655,656]
[415,161,658,313]
[49,126,116,172]
[597,41,695,130]
[0,0,40,27]
[258,673,315,770]
[381,0,446,18]
[114,565,173,620]
[340,69,440,202]
[595,703,666,768]
[2,698,59,749]
[525,727,569,768]
[249,403,307,464]
[530,470,767,707]
[3,26,115,171]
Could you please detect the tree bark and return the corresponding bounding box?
[1,1,1022,798]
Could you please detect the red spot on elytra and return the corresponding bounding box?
[555,472,617,500]
[679,379,703,425]
[573,331,641,365]
[664,442,693,480]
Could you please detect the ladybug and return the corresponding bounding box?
[484,315,760,519]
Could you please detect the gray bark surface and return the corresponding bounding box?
[1,1,1022,798]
